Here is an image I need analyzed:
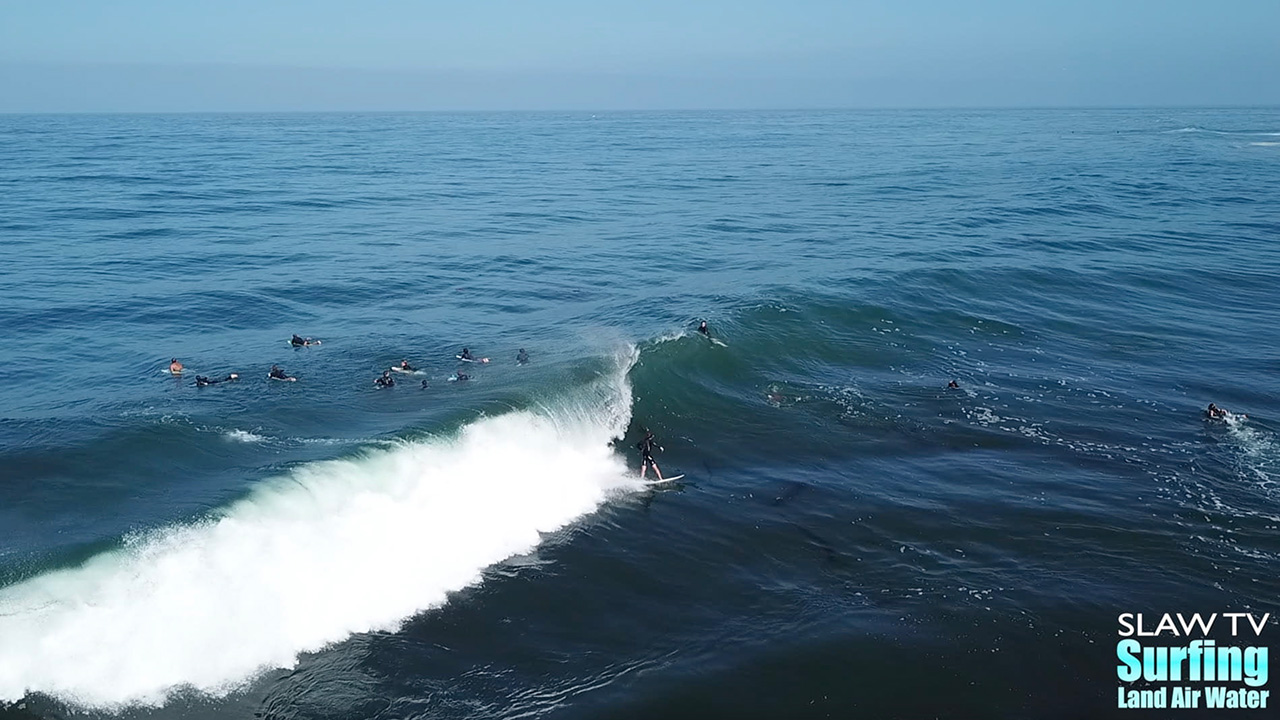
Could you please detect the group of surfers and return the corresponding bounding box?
[168,339,529,390]
[165,319,1241,482]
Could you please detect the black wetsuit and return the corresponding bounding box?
[270,367,291,380]
[637,435,660,465]
[459,349,473,361]
[698,323,710,337]
[375,374,395,388]
[291,335,306,347]
[517,350,529,365]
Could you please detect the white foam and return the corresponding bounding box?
[0,349,643,708]
[223,429,266,444]
[1224,415,1278,489]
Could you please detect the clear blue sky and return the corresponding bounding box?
[1,0,1276,111]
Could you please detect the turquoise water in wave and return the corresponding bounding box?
[1,109,1279,718]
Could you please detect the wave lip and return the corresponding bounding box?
[0,350,640,708]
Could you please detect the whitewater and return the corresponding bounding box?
[0,349,642,708]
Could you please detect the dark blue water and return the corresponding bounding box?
[1,109,1278,719]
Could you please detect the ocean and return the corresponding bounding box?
[0,109,1277,719]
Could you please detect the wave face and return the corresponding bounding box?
[0,350,639,707]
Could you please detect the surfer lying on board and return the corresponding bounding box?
[290,334,320,347]
[195,373,239,387]
[637,429,664,481]
[269,364,296,382]
[375,370,395,388]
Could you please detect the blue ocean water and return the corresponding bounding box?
[1,109,1278,719]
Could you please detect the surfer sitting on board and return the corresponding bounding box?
[637,429,664,481]
[517,348,530,365]
[169,358,184,375]
[457,348,489,363]
[375,370,395,388]
[290,334,320,347]
[195,373,239,387]
[398,359,415,372]
[269,364,296,382]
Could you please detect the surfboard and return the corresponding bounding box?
[269,375,297,382]
[643,474,684,485]
[456,356,489,363]
[389,366,424,375]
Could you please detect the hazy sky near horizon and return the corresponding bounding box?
[1,0,1277,111]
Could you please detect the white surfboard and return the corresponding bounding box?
[643,474,684,485]
[390,366,424,375]
[456,356,490,363]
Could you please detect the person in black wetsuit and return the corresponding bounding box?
[458,348,474,361]
[948,380,959,389]
[454,371,470,382]
[516,348,529,365]
[375,370,395,388]
[637,429,664,480]
[195,373,239,387]
[269,364,295,381]
[290,334,320,347]
[398,359,415,371]
[1205,403,1231,420]
[698,320,710,337]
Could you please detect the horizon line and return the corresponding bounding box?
[3,104,1278,117]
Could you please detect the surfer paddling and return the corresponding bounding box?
[195,373,239,387]
[269,364,297,382]
[1205,403,1244,421]
[290,334,320,347]
[637,429,664,481]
